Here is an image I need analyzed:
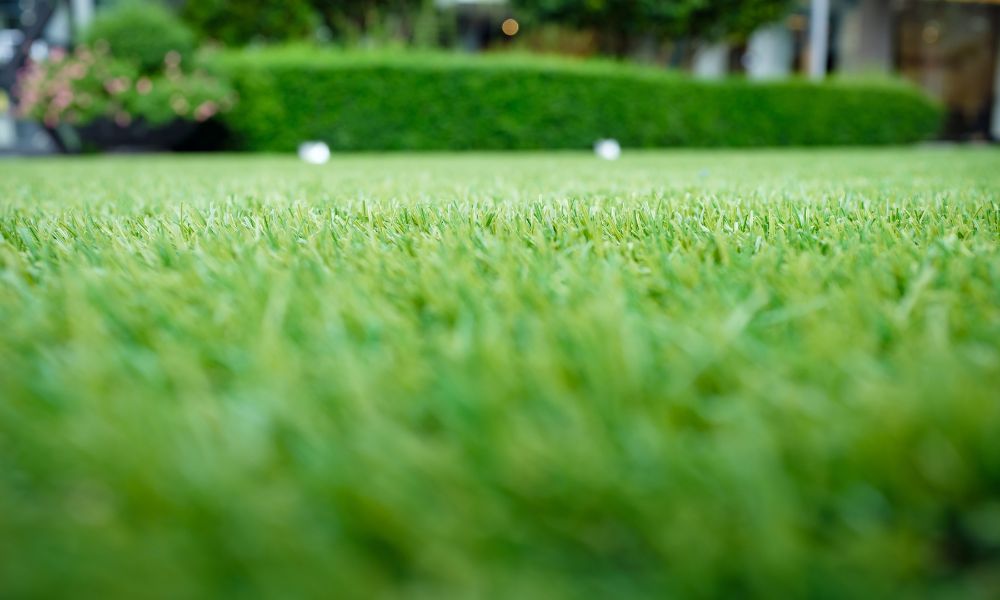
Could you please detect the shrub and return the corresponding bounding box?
[16,45,234,128]
[83,1,196,74]
[210,49,943,151]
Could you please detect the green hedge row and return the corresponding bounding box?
[210,49,942,151]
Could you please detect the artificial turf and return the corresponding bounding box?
[1,149,999,598]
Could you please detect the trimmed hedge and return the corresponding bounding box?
[210,49,942,151]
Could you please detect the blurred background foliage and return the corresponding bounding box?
[180,0,318,47]
[84,1,196,73]
[180,0,443,48]
[509,0,794,56]
[174,0,794,53]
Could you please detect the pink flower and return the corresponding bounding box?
[66,62,87,79]
[114,112,132,127]
[104,77,129,95]
[194,100,218,122]
[49,48,66,63]
[53,90,73,109]
[136,77,153,95]
[20,90,38,107]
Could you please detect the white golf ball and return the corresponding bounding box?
[298,141,330,165]
[594,138,621,161]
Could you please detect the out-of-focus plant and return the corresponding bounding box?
[510,0,795,55]
[309,0,423,42]
[16,44,234,128]
[685,0,798,40]
[83,1,196,74]
[180,0,449,48]
[181,0,319,46]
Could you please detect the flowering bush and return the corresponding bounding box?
[16,44,234,129]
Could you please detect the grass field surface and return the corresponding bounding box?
[1,149,999,597]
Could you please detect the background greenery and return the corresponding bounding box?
[210,49,942,151]
[510,0,794,55]
[181,0,319,47]
[84,1,196,74]
[178,0,794,53]
[1,149,998,597]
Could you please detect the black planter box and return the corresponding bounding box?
[51,118,197,153]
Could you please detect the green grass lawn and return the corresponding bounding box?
[1,149,999,598]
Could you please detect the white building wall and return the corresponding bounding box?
[692,42,729,80]
[837,0,891,74]
[71,0,95,32]
[746,24,793,80]
[44,3,72,47]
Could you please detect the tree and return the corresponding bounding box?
[686,0,797,40]
[508,0,649,55]
[181,0,318,46]
[510,0,795,56]
[307,0,426,44]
